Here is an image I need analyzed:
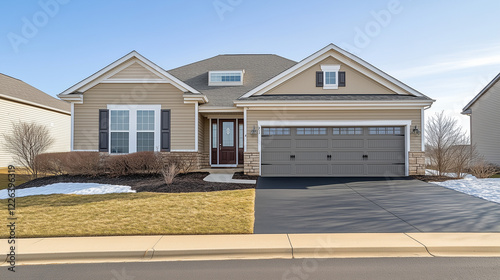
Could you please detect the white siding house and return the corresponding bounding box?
[0,73,71,168]
[462,73,500,166]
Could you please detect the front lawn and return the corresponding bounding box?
[0,189,255,238]
[0,173,29,190]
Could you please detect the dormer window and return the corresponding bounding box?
[320,65,341,89]
[209,70,244,86]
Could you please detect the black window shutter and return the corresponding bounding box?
[338,71,346,87]
[160,109,171,152]
[316,71,323,87]
[98,109,109,152]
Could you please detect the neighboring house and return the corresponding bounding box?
[0,73,71,167]
[58,44,434,177]
[462,73,500,166]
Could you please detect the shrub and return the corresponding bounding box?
[156,153,184,185]
[3,122,55,178]
[36,152,102,177]
[36,152,67,176]
[66,152,102,176]
[105,152,161,177]
[469,159,498,179]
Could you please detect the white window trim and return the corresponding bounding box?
[208,70,244,86]
[321,64,340,89]
[107,104,161,154]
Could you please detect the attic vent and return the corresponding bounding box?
[209,70,244,86]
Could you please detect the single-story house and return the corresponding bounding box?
[0,73,71,168]
[58,44,434,177]
[462,73,500,165]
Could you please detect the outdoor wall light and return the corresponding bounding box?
[412,125,421,135]
[250,125,258,135]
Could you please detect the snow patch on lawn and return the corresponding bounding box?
[432,176,500,204]
[0,183,135,199]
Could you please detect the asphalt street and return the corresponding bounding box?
[2,258,500,280]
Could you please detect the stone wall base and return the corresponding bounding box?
[244,152,259,175]
[409,151,425,175]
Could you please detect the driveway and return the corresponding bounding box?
[254,177,500,233]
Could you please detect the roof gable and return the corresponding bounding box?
[108,61,163,80]
[58,51,200,97]
[462,72,500,114]
[265,56,400,95]
[239,44,426,99]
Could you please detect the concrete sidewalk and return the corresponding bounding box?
[2,233,500,265]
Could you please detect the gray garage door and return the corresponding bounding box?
[261,127,406,177]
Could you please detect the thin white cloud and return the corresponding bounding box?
[391,44,500,79]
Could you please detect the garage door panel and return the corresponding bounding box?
[295,151,328,161]
[262,164,292,176]
[367,151,405,162]
[261,151,291,162]
[367,139,405,149]
[261,126,406,177]
[332,151,364,161]
[296,164,329,175]
[295,139,328,149]
[331,164,365,175]
[366,164,405,176]
[332,139,364,149]
[261,139,292,149]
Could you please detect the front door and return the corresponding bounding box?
[219,119,237,164]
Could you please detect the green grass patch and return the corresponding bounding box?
[0,189,255,238]
[490,173,500,178]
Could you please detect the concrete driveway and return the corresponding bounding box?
[254,177,500,233]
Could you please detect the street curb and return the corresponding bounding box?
[2,233,500,265]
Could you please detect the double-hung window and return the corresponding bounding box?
[321,65,341,89]
[108,105,161,154]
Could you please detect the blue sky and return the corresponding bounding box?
[2,0,500,131]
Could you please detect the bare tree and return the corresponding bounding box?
[3,122,55,178]
[426,111,470,177]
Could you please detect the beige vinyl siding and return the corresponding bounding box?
[0,98,70,167]
[108,62,162,80]
[73,83,195,151]
[246,109,422,152]
[198,113,205,153]
[203,117,210,154]
[266,56,402,95]
[470,81,500,165]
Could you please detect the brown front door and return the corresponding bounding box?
[219,119,237,164]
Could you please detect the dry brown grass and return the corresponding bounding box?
[0,173,29,190]
[0,189,255,238]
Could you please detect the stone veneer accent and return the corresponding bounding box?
[160,151,202,170]
[199,152,210,169]
[244,152,260,175]
[409,151,425,175]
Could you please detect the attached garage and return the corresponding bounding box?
[260,125,407,177]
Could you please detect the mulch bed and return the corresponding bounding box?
[410,175,461,182]
[232,171,259,180]
[17,172,255,193]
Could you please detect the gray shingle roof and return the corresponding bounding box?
[241,94,433,102]
[0,73,70,113]
[168,54,297,107]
